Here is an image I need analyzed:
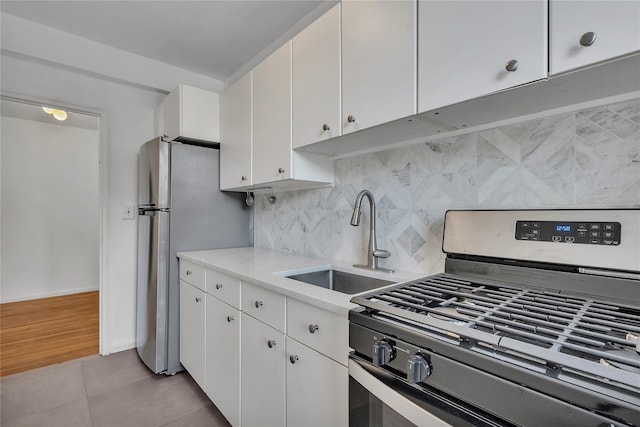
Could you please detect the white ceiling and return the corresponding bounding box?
[0,0,325,83]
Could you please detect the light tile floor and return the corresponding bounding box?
[0,349,231,427]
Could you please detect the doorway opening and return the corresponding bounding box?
[0,98,101,376]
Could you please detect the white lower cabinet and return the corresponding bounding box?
[286,337,348,427]
[241,313,286,427]
[179,280,206,391]
[206,295,240,427]
[179,264,350,427]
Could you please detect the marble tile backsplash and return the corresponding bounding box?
[254,98,640,275]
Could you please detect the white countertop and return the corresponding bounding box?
[177,247,422,315]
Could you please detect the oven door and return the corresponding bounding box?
[349,356,510,427]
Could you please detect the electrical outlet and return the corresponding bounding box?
[123,205,135,220]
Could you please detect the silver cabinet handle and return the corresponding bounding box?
[255,300,263,308]
[186,270,192,275]
[216,283,223,290]
[267,339,276,348]
[195,297,201,303]
[308,324,319,334]
[579,31,597,47]
[347,115,356,123]
[289,355,299,364]
[505,59,518,72]
[241,176,247,181]
[227,315,234,322]
[278,168,285,174]
[322,124,330,131]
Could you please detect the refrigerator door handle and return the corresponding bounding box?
[139,207,170,216]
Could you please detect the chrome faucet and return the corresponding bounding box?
[350,190,393,272]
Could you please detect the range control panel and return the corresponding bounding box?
[515,221,621,245]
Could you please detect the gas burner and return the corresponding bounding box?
[599,345,640,374]
[426,298,476,326]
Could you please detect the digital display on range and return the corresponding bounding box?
[515,220,621,246]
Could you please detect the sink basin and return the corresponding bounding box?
[285,269,395,294]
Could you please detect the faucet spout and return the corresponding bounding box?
[350,190,393,272]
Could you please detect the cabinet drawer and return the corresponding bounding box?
[206,269,241,309]
[180,260,205,291]
[242,281,286,333]
[287,298,348,365]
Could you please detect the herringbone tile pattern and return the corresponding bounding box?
[254,98,640,274]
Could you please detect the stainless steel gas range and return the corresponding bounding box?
[348,209,640,427]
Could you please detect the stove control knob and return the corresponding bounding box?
[407,353,431,384]
[373,340,396,366]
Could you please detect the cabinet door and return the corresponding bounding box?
[286,337,348,427]
[179,280,206,390]
[253,42,292,184]
[220,72,252,190]
[292,4,341,148]
[550,1,640,75]
[342,0,416,135]
[241,314,286,427]
[206,296,240,427]
[158,85,220,143]
[418,0,547,113]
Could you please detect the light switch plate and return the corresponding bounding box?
[122,205,135,220]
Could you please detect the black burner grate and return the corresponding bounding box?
[352,273,640,390]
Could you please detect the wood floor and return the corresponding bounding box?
[0,291,99,377]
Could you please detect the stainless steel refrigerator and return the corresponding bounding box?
[136,137,250,375]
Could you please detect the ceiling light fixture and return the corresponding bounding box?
[52,110,68,121]
[42,106,68,121]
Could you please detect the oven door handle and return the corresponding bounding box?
[348,359,453,427]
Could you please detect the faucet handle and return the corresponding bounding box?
[373,249,391,258]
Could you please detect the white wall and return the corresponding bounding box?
[1,116,99,302]
[0,10,228,354]
[1,53,164,353]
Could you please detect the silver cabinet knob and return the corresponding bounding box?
[241,176,247,181]
[255,300,263,308]
[347,115,356,123]
[505,59,518,72]
[267,339,276,348]
[278,168,285,174]
[195,297,201,303]
[289,355,299,364]
[215,283,223,290]
[308,324,319,334]
[186,270,192,275]
[227,315,234,322]
[579,31,597,47]
[407,353,431,384]
[322,124,330,131]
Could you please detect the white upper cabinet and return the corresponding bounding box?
[252,42,293,184]
[549,0,640,75]
[341,0,417,135]
[157,84,220,142]
[418,0,547,113]
[292,4,342,149]
[220,72,252,191]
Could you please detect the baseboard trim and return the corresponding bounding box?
[0,287,99,304]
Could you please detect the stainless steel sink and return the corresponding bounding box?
[285,269,395,294]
